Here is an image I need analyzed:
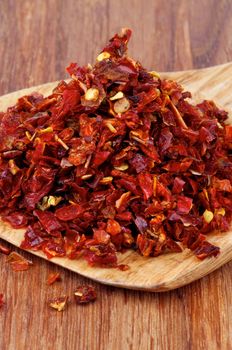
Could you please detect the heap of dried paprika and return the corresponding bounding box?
[0,29,232,266]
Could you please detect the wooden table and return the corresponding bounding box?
[0,1,232,349]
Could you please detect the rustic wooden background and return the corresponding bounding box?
[0,0,232,349]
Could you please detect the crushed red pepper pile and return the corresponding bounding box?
[0,28,232,266]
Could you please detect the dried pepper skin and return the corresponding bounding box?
[49,296,68,311]
[6,252,33,271]
[0,293,4,308]
[74,285,97,304]
[0,28,232,267]
[47,272,61,285]
[0,243,11,255]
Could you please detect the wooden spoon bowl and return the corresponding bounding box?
[0,63,232,292]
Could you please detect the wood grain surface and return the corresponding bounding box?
[0,0,232,349]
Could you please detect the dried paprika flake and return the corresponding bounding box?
[74,285,97,304]
[0,294,4,308]
[0,28,231,267]
[6,252,33,271]
[0,243,11,255]
[49,296,68,311]
[47,272,61,285]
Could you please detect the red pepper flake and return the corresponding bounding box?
[0,28,231,265]
[74,285,97,304]
[0,243,11,255]
[194,241,220,259]
[0,294,4,308]
[7,252,33,271]
[117,264,130,271]
[47,272,62,285]
[106,219,121,236]
[55,204,85,221]
[49,296,68,311]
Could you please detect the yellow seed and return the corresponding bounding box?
[99,176,113,184]
[8,159,20,175]
[110,91,124,101]
[153,176,157,196]
[30,133,36,142]
[114,164,129,171]
[105,122,117,133]
[49,297,68,312]
[108,108,116,117]
[85,88,99,101]
[130,130,148,145]
[130,135,146,145]
[190,170,202,176]
[149,71,160,78]
[54,135,69,150]
[38,126,53,133]
[217,122,223,129]
[37,195,62,211]
[47,196,62,207]
[81,174,93,180]
[215,208,225,216]
[84,154,92,169]
[169,100,188,129]
[203,189,209,201]
[203,209,214,223]
[158,232,166,242]
[113,97,130,114]
[25,131,32,140]
[96,52,111,62]
[89,246,98,252]
[150,214,165,225]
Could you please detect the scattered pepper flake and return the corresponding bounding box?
[74,286,97,304]
[7,252,33,271]
[49,296,68,311]
[0,243,11,255]
[0,294,4,308]
[47,272,62,285]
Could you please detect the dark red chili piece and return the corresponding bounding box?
[0,28,231,267]
[0,243,11,255]
[0,294,4,308]
[74,285,97,304]
[117,264,130,271]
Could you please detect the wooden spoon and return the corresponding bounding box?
[0,62,232,292]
